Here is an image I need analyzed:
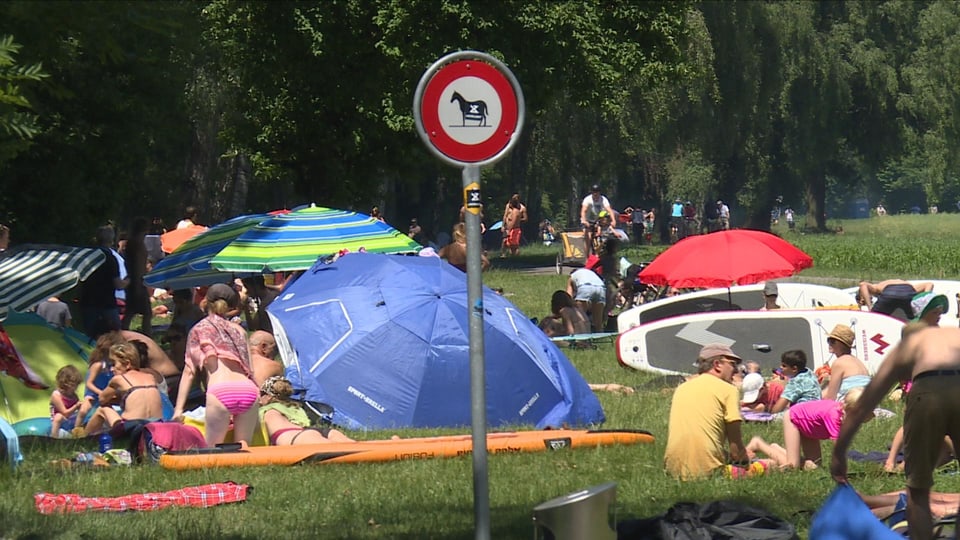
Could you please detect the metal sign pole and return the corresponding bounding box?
[462,164,489,540]
[413,50,524,540]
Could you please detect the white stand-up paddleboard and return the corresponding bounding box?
[841,279,960,323]
[617,282,859,333]
[616,309,903,376]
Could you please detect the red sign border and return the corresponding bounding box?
[419,60,519,164]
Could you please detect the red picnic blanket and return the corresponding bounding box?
[35,482,250,514]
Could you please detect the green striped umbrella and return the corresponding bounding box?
[209,205,422,273]
[143,213,270,290]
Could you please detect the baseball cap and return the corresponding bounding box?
[763,281,779,296]
[590,184,601,192]
[205,283,239,309]
[827,324,854,348]
[741,373,764,403]
[911,291,949,322]
[699,343,741,362]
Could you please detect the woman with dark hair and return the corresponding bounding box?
[539,290,590,338]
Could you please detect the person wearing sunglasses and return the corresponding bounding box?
[664,343,750,480]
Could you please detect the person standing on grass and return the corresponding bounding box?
[566,268,606,334]
[121,217,152,337]
[664,343,749,480]
[79,225,128,340]
[832,326,960,540]
[717,200,731,230]
[176,206,198,229]
[500,193,527,258]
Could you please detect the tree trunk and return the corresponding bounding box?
[804,171,827,231]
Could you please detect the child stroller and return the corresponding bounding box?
[555,230,588,274]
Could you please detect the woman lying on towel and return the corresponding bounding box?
[258,376,354,445]
[84,342,164,436]
[861,490,960,521]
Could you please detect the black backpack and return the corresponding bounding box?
[617,500,798,540]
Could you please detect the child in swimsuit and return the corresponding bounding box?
[50,365,83,438]
[77,332,122,429]
[173,283,260,447]
[258,376,353,446]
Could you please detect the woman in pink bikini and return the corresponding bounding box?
[172,283,259,447]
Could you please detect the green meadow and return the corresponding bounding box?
[2,214,959,539]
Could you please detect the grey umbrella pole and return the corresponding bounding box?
[463,164,490,540]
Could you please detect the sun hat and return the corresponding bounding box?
[763,281,779,296]
[827,324,854,348]
[911,291,949,321]
[205,283,239,309]
[741,373,764,403]
[699,343,741,362]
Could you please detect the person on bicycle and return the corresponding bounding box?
[580,184,615,257]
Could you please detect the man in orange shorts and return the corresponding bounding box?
[500,193,527,258]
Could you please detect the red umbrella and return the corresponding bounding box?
[638,229,813,289]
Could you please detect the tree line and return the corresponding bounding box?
[1,0,957,245]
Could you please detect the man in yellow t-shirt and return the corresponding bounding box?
[664,343,749,480]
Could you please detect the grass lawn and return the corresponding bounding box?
[3,214,960,538]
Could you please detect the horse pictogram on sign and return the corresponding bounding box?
[450,92,488,127]
[414,52,524,166]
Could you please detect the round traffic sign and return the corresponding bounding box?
[414,51,524,167]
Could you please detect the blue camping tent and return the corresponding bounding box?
[266,253,604,430]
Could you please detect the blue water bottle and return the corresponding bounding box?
[98,433,113,454]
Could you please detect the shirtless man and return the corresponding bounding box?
[122,330,180,380]
[832,326,960,540]
[250,330,284,388]
[500,193,527,257]
[438,223,490,272]
[857,279,933,318]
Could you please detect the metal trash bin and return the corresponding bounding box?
[532,482,617,540]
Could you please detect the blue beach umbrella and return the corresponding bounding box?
[209,205,421,273]
[143,213,269,290]
[267,252,604,430]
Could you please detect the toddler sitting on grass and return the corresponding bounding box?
[49,365,83,438]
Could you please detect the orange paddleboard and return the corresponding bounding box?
[159,429,653,470]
